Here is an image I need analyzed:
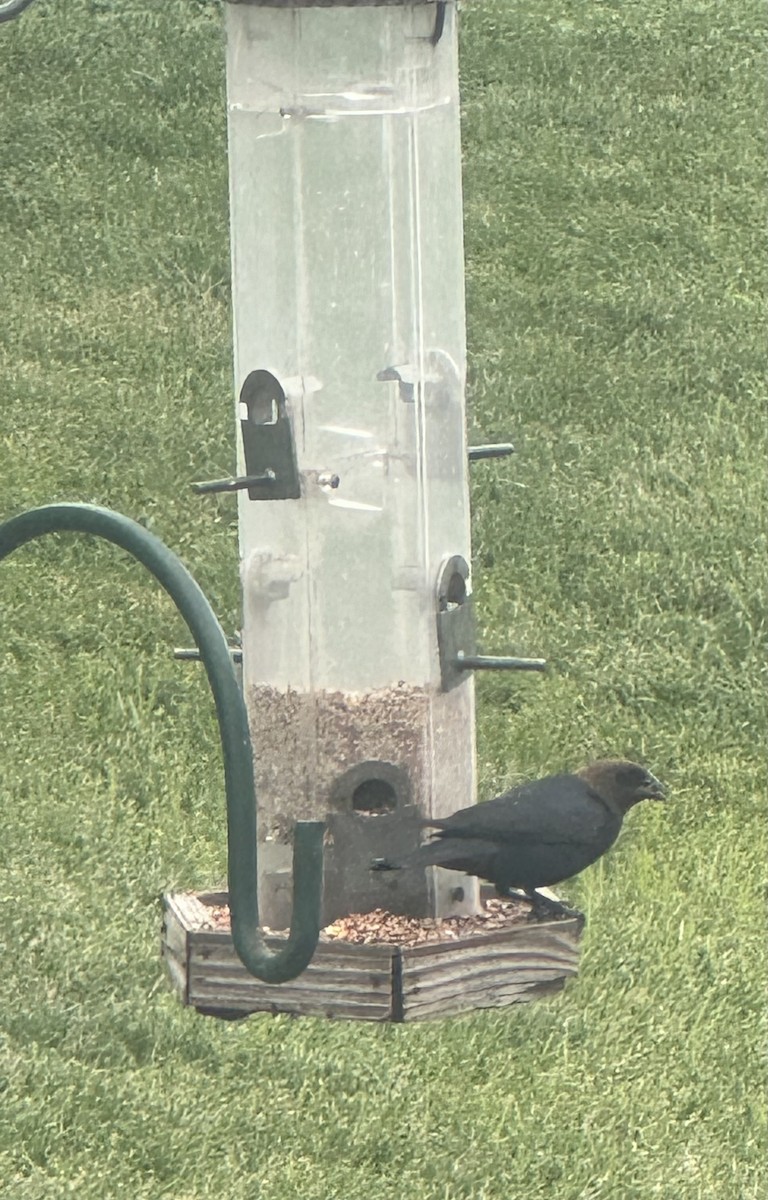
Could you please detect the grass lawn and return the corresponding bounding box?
[0,1,765,1197]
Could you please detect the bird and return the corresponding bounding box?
[373,760,665,918]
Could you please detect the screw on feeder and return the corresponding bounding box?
[314,471,341,491]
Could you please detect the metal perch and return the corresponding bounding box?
[0,502,324,984]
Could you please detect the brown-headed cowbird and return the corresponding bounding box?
[378,760,665,917]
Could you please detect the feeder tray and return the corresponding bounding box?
[162,891,584,1022]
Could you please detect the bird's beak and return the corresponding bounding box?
[641,776,666,801]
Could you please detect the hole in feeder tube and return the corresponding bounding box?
[330,760,410,816]
[352,778,397,815]
[445,571,467,607]
[438,556,471,612]
[240,370,284,426]
[251,395,277,424]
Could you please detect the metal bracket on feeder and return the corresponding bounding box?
[239,370,300,500]
[436,555,547,691]
[193,370,301,501]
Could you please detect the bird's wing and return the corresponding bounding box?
[411,838,501,876]
[428,775,616,847]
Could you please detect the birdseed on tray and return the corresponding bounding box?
[198,896,538,947]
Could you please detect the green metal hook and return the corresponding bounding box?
[0,503,324,984]
[0,0,37,24]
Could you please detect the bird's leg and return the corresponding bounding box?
[494,884,583,922]
[494,884,531,904]
[524,889,584,922]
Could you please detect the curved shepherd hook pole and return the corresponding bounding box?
[0,0,37,24]
[0,503,324,984]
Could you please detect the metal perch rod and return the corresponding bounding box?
[0,503,324,984]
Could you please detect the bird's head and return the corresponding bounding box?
[577,759,666,813]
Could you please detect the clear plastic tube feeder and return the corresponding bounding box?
[223,0,539,928]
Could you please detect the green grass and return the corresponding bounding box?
[1,1,765,1197]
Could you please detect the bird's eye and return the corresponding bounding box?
[619,766,649,788]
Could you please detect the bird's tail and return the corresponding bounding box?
[370,836,460,874]
[369,821,453,873]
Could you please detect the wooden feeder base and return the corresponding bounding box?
[162,891,584,1022]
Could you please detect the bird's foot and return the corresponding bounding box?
[526,891,584,923]
[492,886,584,924]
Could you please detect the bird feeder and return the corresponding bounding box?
[215,1,549,923]
[1,0,582,1022]
[229,0,475,930]
[163,0,581,1021]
